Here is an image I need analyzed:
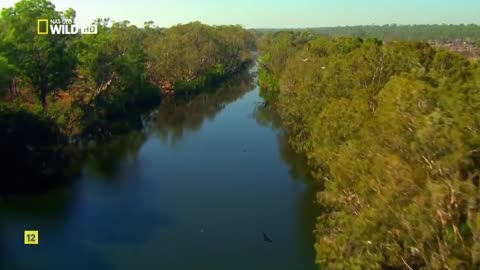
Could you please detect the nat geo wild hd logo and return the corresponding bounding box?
[37,18,97,35]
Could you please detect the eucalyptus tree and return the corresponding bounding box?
[0,0,76,111]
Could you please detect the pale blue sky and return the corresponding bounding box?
[1,0,479,28]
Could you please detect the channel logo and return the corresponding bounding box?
[37,19,49,34]
[37,19,98,35]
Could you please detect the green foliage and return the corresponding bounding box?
[0,0,254,137]
[257,31,313,92]
[145,22,254,94]
[259,33,480,269]
[74,20,148,118]
[68,20,253,133]
[0,0,76,111]
[0,0,256,192]
[0,56,12,93]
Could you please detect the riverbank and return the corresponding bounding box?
[1,6,256,194]
[0,60,255,194]
[258,31,480,269]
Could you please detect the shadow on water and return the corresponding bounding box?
[0,187,76,219]
[0,187,110,270]
[0,108,82,194]
[277,133,322,264]
[81,68,254,179]
[61,74,257,247]
[254,100,322,268]
[147,68,255,146]
[82,131,147,179]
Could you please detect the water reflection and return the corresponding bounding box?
[147,69,255,146]
[0,70,256,270]
[254,99,325,187]
[83,132,147,179]
[0,188,75,219]
[254,99,321,266]
[276,134,321,265]
[82,69,254,178]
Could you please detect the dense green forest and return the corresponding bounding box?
[0,0,255,192]
[258,32,480,269]
[257,24,480,42]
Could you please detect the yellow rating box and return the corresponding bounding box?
[24,230,39,245]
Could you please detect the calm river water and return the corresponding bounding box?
[0,67,319,270]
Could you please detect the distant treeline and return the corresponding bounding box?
[257,24,480,42]
[258,31,480,269]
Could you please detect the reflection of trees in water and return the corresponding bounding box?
[253,101,281,129]
[254,101,320,186]
[278,131,322,264]
[82,69,254,178]
[254,100,321,265]
[147,69,255,146]
[0,187,75,218]
[276,134,314,184]
[83,131,146,179]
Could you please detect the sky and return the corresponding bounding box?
[1,0,479,28]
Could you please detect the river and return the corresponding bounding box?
[0,66,320,270]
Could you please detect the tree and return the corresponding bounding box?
[0,0,76,111]
[144,22,254,94]
[0,57,10,94]
[0,56,16,98]
[258,32,480,269]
